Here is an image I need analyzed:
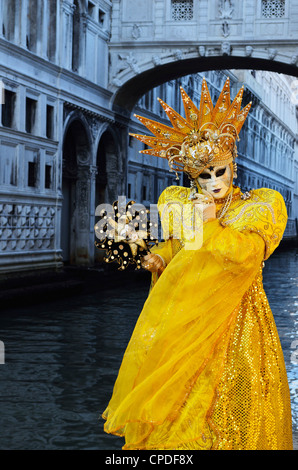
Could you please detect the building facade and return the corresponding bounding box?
[108,0,298,109]
[0,0,297,278]
[0,0,127,277]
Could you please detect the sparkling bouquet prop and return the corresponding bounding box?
[94,199,158,270]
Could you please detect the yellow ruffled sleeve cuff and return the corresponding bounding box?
[150,240,173,267]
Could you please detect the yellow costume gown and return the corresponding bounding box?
[102,184,293,450]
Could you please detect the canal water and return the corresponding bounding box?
[0,249,297,450]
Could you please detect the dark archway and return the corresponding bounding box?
[112,56,298,112]
[62,118,91,264]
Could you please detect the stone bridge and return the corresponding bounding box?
[108,0,298,112]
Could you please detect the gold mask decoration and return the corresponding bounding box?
[130,77,252,178]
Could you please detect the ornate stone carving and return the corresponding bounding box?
[219,0,234,19]
[245,45,253,57]
[111,77,123,87]
[78,182,89,230]
[61,0,76,14]
[221,21,230,37]
[268,48,277,60]
[131,24,141,40]
[90,165,98,180]
[198,45,206,56]
[77,147,90,164]
[152,55,161,66]
[174,49,183,60]
[0,203,56,252]
[221,41,231,55]
[88,117,108,144]
[77,166,94,231]
[118,52,140,74]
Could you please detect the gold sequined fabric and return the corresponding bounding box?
[176,270,293,450]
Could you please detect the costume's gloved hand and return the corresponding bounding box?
[141,253,165,274]
[192,189,216,223]
[202,203,216,222]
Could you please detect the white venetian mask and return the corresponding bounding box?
[196,165,232,199]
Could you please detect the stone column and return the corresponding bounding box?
[53,0,60,64]
[41,0,48,60]
[154,0,164,40]
[79,12,87,78]
[89,165,98,265]
[60,0,75,69]
[19,0,28,47]
[75,164,97,266]
[110,0,121,41]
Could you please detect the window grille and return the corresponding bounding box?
[261,0,285,18]
[171,0,193,21]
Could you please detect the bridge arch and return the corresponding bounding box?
[112,55,298,112]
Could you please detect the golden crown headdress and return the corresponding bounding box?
[130,77,252,178]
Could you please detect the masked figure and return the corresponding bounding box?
[102,78,293,450]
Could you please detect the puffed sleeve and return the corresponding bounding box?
[202,218,266,274]
[220,189,288,260]
[148,186,188,287]
[149,185,188,268]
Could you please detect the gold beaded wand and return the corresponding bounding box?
[94,200,158,270]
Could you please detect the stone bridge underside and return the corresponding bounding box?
[108,0,298,112]
[111,53,298,112]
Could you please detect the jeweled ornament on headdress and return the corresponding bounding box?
[130,77,252,178]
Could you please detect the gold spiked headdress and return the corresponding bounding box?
[130,77,252,178]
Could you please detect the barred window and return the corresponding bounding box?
[171,0,193,21]
[261,0,285,18]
